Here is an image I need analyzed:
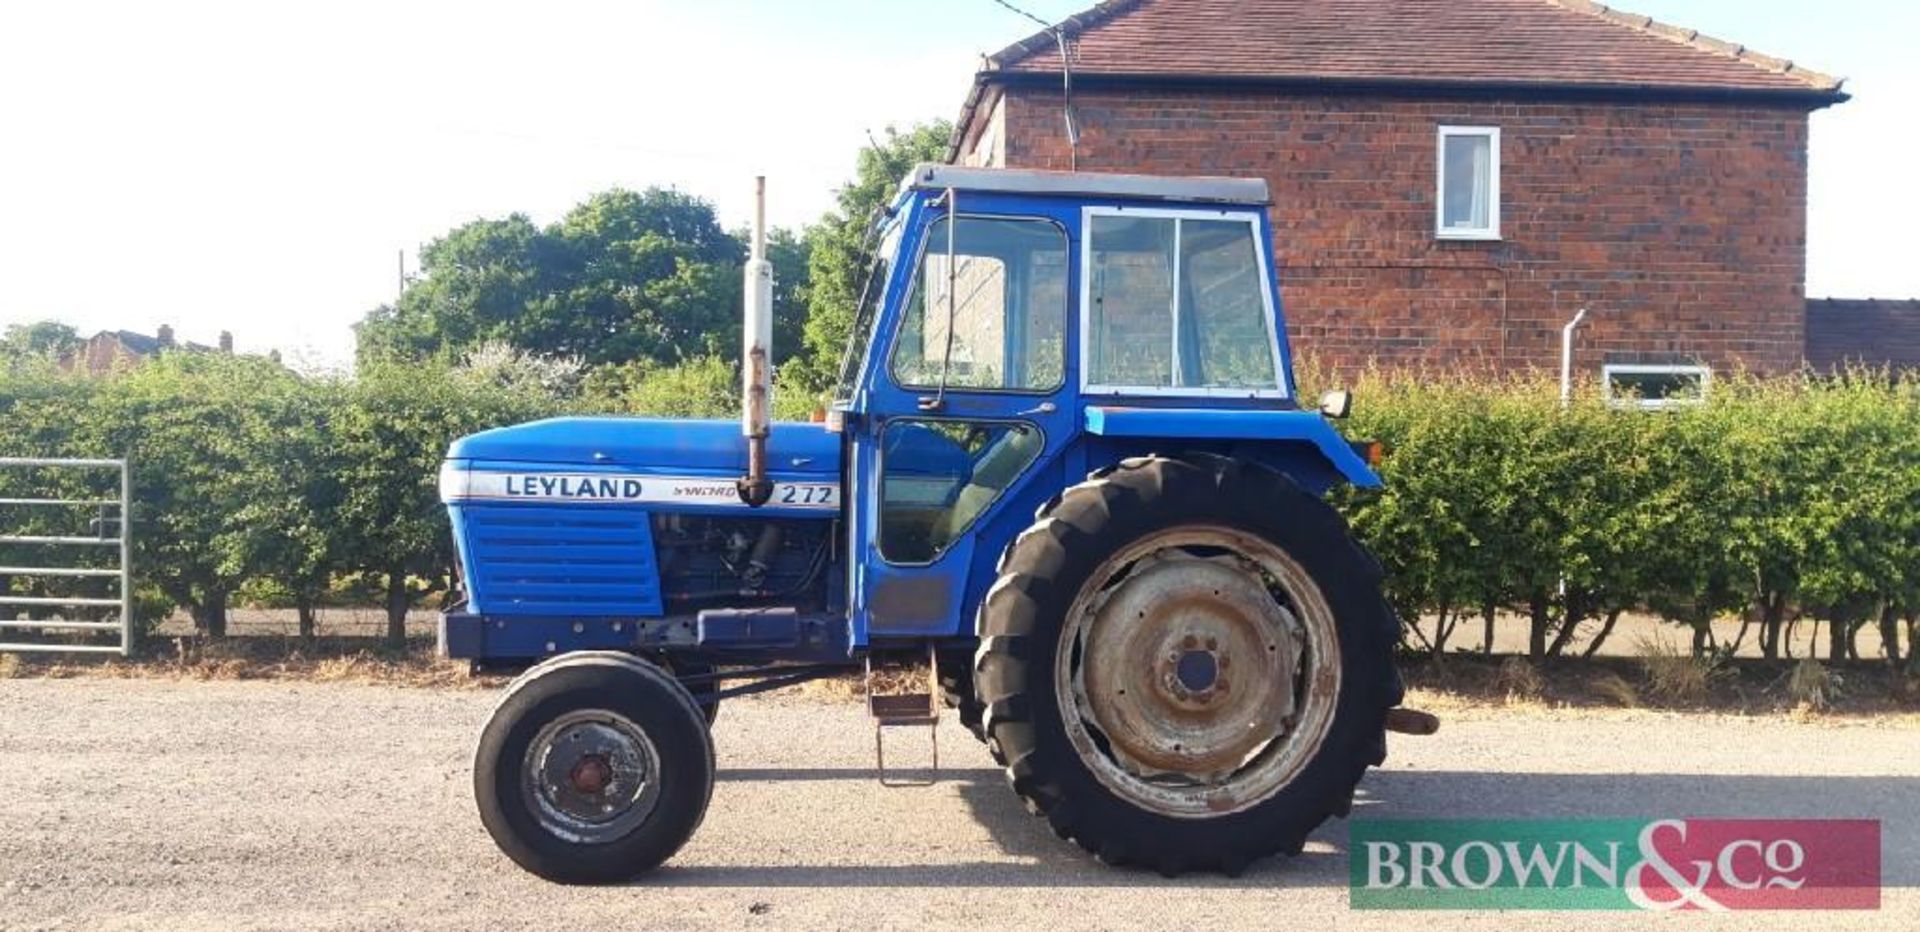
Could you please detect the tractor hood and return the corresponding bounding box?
[446,417,841,477]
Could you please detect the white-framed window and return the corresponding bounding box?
[1437,125,1500,240]
[1079,206,1288,398]
[1603,364,1711,410]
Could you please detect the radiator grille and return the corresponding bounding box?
[457,505,662,616]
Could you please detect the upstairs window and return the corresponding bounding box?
[1437,126,1500,240]
[1083,209,1283,396]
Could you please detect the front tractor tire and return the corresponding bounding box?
[474,652,715,884]
[975,454,1402,875]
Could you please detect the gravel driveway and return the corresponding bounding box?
[0,678,1912,931]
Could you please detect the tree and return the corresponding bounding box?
[356,215,550,362]
[1,321,82,362]
[335,358,564,645]
[357,189,758,368]
[80,354,309,637]
[582,355,737,419]
[785,121,952,396]
[765,227,813,366]
[230,375,348,639]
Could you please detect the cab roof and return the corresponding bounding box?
[899,163,1270,207]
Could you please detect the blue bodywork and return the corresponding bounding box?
[439,175,1378,664]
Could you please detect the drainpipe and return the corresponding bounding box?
[1560,307,1590,408]
[1555,307,1590,605]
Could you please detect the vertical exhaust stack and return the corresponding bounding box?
[737,176,776,507]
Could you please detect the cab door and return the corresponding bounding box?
[847,201,1075,643]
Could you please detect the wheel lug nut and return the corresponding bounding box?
[1182,635,1198,649]
[1205,637,1218,651]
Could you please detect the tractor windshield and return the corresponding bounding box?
[833,217,903,405]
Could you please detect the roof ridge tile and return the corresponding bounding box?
[986,0,1147,69]
[1545,0,1841,90]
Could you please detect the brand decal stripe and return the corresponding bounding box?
[442,470,839,509]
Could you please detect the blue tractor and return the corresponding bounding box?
[439,165,1430,883]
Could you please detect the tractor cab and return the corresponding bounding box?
[829,165,1374,646]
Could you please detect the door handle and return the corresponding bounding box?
[1015,402,1057,417]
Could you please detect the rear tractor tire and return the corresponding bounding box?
[474,652,716,884]
[974,454,1402,875]
[938,653,1005,765]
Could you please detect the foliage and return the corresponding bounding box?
[1,350,1915,663]
[582,355,737,419]
[457,341,588,398]
[1,320,82,362]
[581,354,824,422]
[357,188,808,369]
[334,358,564,643]
[76,354,312,636]
[1339,366,1920,664]
[785,121,953,398]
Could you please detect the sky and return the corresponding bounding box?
[1,0,1913,368]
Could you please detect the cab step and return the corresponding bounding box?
[866,649,939,786]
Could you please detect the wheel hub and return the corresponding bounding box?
[1172,647,1219,695]
[569,755,613,795]
[1079,551,1306,783]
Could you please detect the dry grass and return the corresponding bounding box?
[1493,656,1546,702]
[1787,658,1842,714]
[0,636,494,689]
[7,635,1916,723]
[1590,672,1639,707]
[1402,652,1917,720]
[798,663,929,702]
[1635,635,1720,704]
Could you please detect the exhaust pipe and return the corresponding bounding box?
[737,177,775,507]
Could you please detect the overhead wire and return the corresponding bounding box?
[984,0,1081,170]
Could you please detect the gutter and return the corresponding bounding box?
[949,69,1849,160]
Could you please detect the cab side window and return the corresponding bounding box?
[1085,212,1281,393]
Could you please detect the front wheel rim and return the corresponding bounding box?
[1054,525,1342,819]
[521,709,663,844]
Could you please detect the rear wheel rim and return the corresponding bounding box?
[522,709,662,844]
[1054,525,1341,818]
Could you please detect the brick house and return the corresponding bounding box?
[949,0,1847,385]
[66,324,235,375]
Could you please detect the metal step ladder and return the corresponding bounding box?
[866,648,939,786]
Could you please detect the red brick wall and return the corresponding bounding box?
[998,87,1811,375]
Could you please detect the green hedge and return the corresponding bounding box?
[1333,370,1920,665]
[5,352,1917,667]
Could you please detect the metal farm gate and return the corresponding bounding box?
[0,457,132,656]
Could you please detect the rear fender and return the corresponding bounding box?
[1082,406,1380,490]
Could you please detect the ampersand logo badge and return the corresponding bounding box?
[1350,818,1880,911]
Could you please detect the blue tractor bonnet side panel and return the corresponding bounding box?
[443,416,845,622]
